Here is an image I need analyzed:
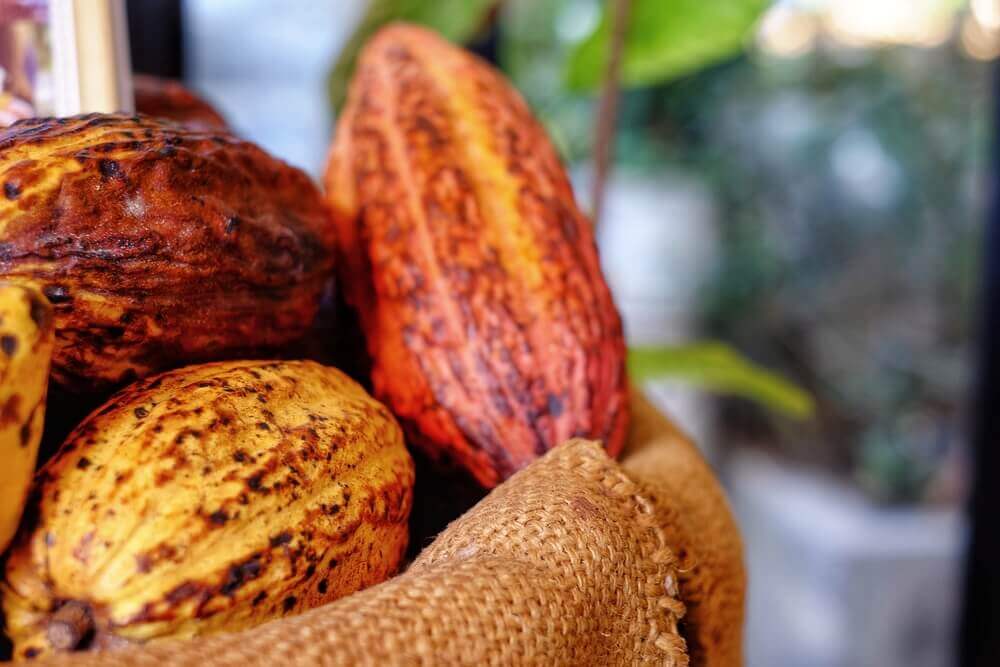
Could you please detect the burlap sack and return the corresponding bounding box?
[33,392,745,666]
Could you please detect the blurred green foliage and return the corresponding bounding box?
[501,1,985,503]
[566,0,768,91]
[629,343,815,420]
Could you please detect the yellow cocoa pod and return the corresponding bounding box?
[0,283,53,553]
[2,360,413,661]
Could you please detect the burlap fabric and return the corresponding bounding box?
[33,392,745,666]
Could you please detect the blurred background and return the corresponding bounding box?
[2,0,994,665]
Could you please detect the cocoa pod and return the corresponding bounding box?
[0,113,336,390]
[133,75,229,131]
[325,24,628,488]
[0,283,53,553]
[2,360,413,660]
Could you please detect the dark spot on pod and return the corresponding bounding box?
[42,284,72,304]
[247,472,265,492]
[174,429,200,445]
[305,563,316,578]
[328,558,338,570]
[209,510,228,525]
[158,146,176,158]
[136,553,153,573]
[98,159,123,179]
[76,457,91,470]
[27,293,51,330]
[269,531,292,548]
[134,406,149,419]
[256,422,270,431]
[225,216,241,234]
[4,181,20,199]
[165,581,202,604]
[0,394,21,427]
[233,450,248,463]
[238,493,249,505]
[221,554,262,596]
[19,419,31,447]
[23,647,40,659]
[251,591,267,607]
[282,596,296,612]
[317,579,328,595]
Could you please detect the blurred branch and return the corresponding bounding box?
[591,0,632,228]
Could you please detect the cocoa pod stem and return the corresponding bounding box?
[591,0,633,227]
[46,601,93,651]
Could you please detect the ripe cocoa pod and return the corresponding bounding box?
[2,360,413,660]
[133,75,229,131]
[0,283,53,553]
[0,114,336,390]
[325,24,628,488]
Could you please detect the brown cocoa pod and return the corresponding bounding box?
[325,24,628,488]
[133,75,229,131]
[0,113,336,390]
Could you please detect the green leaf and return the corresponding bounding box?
[328,0,497,111]
[567,0,769,92]
[628,342,815,420]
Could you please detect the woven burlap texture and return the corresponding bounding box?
[33,392,744,666]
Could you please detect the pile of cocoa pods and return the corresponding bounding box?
[0,25,627,661]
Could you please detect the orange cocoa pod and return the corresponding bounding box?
[325,24,628,488]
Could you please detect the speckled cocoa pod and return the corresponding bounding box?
[0,283,53,553]
[133,75,228,131]
[0,113,336,390]
[325,24,628,488]
[2,360,414,661]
